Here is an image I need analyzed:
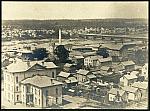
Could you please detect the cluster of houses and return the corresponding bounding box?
[1,29,148,108]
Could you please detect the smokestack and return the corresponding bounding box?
[59,29,61,45]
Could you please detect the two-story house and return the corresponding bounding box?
[3,59,58,105]
[20,75,63,108]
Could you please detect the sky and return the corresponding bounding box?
[2,2,148,20]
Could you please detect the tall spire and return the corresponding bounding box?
[59,29,61,45]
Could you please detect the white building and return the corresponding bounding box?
[3,59,58,105]
[84,55,112,68]
[20,75,63,108]
[141,63,148,81]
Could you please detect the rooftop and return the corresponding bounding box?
[124,74,138,80]
[132,82,148,90]
[20,75,63,88]
[108,88,125,96]
[58,71,71,78]
[77,69,90,75]
[65,77,78,83]
[121,60,135,66]
[121,86,138,93]
[98,57,112,63]
[6,59,57,73]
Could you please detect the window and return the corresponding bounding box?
[52,72,55,78]
[35,88,36,95]
[23,86,24,92]
[8,84,10,91]
[35,97,37,104]
[16,76,18,83]
[39,99,40,105]
[32,87,33,93]
[8,93,10,99]
[56,97,58,104]
[17,95,19,101]
[16,86,19,91]
[46,90,48,96]
[56,88,58,95]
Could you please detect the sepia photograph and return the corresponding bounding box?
[1,1,148,109]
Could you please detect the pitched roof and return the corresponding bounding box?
[6,60,57,73]
[121,86,138,93]
[77,69,90,75]
[64,63,74,68]
[65,77,78,83]
[131,82,148,90]
[124,74,138,80]
[108,88,125,96]
[20,75,63,88]
[74,55,84,59]
[85,55,103,60]
[6,61,37,72]
[130,71,139,75]
[98,57,112,63]
[100,66,110,71]
[58,71,71,78]
[121,60,135,66]
[87,74,96,79]
[102,44,123,51]
[39,62,58,69]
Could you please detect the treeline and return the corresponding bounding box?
[2,18,148,30]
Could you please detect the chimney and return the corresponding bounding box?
[13,58,16,63]
[42,61,44,65]
[59,29,61,45]
[27,61,30,67]
[51,79,54,84]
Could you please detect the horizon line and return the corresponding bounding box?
[2,18,148,21]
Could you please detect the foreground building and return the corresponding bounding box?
[3,59,58,105]
[20,75,63,108]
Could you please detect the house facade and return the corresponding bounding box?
[3,59,58,105]
[20,75,63,108]
[76,69,90,82]
[141,63,148,81]
[120,74,138,86]
[120,60,135,72]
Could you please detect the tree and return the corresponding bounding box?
[96,48,109,58]
[54,45,69,63]
[32,48,48,60]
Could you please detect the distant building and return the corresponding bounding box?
[84,56,112,68]
[76,69,96,82]
[120,60,135,72]
[100,43,138,62]
[120,73,138,86]
[141,63,148,81]
[20,75,63,108]
[108,88,128,103]
[131,82,148,98]
[121,86,141,102]
[57,71,78,89]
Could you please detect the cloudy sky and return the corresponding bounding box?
[2,2,148,20]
